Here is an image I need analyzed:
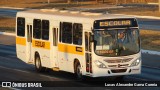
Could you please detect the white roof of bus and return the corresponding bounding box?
[17,9,136,21]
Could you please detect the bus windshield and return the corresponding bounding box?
[94,29,140,57]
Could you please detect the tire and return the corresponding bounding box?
[75,63,83,80]
[35,56,45,72]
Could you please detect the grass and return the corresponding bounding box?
[140,30,160,51]
[0,0,158,9]
[0,17,15,32]
[0,0,97,9]
[109,7,160,17]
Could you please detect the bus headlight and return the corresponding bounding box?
[130,58,141,67]
[94,60,107,68]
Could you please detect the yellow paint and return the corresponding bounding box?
[32,39,50,50]
[16,37,26,45]
[58,43,84,55]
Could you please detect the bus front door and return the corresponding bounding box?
[85,32,92,74]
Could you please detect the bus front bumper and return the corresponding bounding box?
[89,63,141,77]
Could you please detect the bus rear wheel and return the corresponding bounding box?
[35,56,45,72]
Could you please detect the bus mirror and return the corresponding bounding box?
[90,35,94,42]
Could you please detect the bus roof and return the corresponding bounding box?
[17,9,136,21]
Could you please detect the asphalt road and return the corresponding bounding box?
[0,8,18,17]
[0,35,160,90]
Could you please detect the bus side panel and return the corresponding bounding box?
[32,40,51,68]
[58,52,83,73]
[58,44,84,73]
[68,53,84,73]
[16,15,28,63]
[16,37,27,62]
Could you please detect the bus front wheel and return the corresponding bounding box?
[75,63,83,80]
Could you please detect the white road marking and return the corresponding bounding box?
[0,65,31,74]
[0,32,15,36]
[0,55,17,61]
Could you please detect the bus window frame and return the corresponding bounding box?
[42,20,49,40]
[17,17,25,37]
[33,19,42,39]
[61,22,72,44]
[73,23,83,45]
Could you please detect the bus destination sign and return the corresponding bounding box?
[100,20,131,27]
[94,19,138,29]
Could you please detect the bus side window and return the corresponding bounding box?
[42,20,49,40]
[33,19,41,39]
[62,22,72,44]
[17,17,25,37]
[73,23,82,45]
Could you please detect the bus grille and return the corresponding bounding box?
[104,58,132,63]
[111,69,127,73]
[108,64,129,68]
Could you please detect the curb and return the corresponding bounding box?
[147,3,158,5]
[0,32,15,36]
